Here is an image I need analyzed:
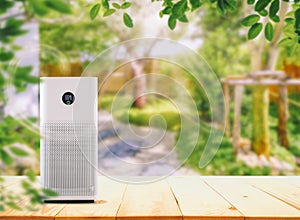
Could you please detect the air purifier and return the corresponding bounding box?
[40,77,98,202]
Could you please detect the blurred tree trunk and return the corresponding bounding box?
[278,84,289,147]
[245,1,288,156]
[131,60,147,109]
[252,86,270,155]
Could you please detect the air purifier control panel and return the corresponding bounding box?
[62,91,75,105]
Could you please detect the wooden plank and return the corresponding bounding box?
[117,179,182,220]
[168,176,243,220]
[225,79,300,86]
[279,177,300,188]
[205,177,300,220]
[1,178,65,220]
[3,202,66,220]
[1,176,25,188]
[243,178,300,210]
[0,176,31,215]
[55,176,127,220]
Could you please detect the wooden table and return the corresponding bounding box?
[1,176,300,219]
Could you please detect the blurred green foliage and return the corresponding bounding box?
[176,122,273,175]
[0,116,40,167]
[0,170,58,212]
[198,1,250,76]
[0,0,71,211]
[101,95,181,131]
[99,92,299,175]
[40,18,115,63]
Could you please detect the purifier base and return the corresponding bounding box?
[44,200,95,203]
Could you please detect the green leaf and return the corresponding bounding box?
[241,14,260,26]
[22,180,31,189]
[190,0,202,11]
[123,13,133,28]
[290,41,299,54]
[0,205,4,212]
[159,10,164,18]
[24,75,39,84]
[112,3,121,9]
[178,14,188,22]
[295,9,300,30]
[265,22,274,41]
[1,150,13,165]
[103,9,116,17]
[12,66,33,92]
[26,170,36,182]
[172,0,188,18]
[225,0,237,11]
[258,9,268,16]
[270,15,280,23]
[284,18,294,24]
[7,202,21,211]
[247,0,255,5]
[254,0,271,12]
[42,188,59,197]
[0,73,5,88]
[168,15,177,30]
[102,0,109,9]
[217,0,225,15]
[283,23,296,38]
[44,0,72,14]
[5,18,23,29]
[90,3,100,20]
[162,7,172,15]
[163,0,173,7]
[14,66,32,77]
[0,51,14,61]
[121,2,131,9]
[269,0,279,17]
[0,0,14,14]
[28,0,49,16]
[248,22,263,40]
[12,45,22,51]
[286,11,294,17]
[10,146,28,156]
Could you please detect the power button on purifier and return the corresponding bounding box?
[62,92,75,105]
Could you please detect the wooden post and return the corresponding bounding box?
[223,81,231,137]
[278,83,289,147]
[233,85,244,154]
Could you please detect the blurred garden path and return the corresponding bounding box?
[98,111,199,176]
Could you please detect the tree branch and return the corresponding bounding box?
[0,12,25,21]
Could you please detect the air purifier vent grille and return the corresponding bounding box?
[41,122,97,197]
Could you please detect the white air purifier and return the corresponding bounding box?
[40,77,98,202]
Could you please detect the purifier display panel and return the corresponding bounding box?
[40,77,98,201]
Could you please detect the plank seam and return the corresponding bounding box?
[167,178,183,220]
[53,204,68,219]
[203,179,246,220]
[249,183,300,211]
[115,183,128,220]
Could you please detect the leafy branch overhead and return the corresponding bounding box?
[89,0,300,46]
[89,0,133,28]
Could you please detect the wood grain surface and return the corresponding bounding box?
[0,176,299,220]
